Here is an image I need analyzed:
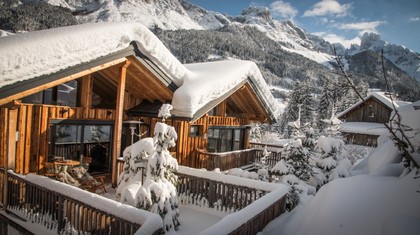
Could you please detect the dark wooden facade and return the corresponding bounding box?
[338,95,393,146]
[339,96,393,123]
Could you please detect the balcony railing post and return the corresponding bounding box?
[208,181,216,208]
[1,169,7,209]
[57,195,64,232]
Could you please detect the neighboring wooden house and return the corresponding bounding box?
[337,92,408,146]
[0,22,277,186]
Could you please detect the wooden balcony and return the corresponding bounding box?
[0,168,162,234]
[1,164,287,235]
[188,142,283,171]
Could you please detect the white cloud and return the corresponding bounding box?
[313,32,360,48]
[409,17,420,22]
[303,0,352,17]
[338,21,386,35]
[270,1,298,19]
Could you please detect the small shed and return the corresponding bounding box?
[337,92,408,146]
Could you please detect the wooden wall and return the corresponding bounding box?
[340,97,392,123]
[342,132,379,147]
[0,104,116,174]
[131,114,249,168]
[1,103,249,176]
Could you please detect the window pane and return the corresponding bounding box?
[22,91,43,104]
[84,125,111,143]
[220,129,233,152]
[57,81,77,106]
[234,129,241,141]
[213,129,220,138]
[54,125,81,144]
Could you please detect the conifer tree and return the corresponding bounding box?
[136,104,180,232]
[279,80,315,138]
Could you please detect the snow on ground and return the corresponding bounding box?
[339,122,388,135]
[261,170,420,235]
[168,205,225,235]
[261,102,420,235]
[104,186,226,235]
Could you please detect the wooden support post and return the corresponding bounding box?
[6,108,18,171]
[112,60,131,187]
[4,107,18,208]
[78,74,93,118]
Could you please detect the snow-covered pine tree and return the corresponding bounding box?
[318,82,334,130]
[279,80,316,138]
[116,137,154,201]
[281,139,313,181]
[314,136,351,183]
[136,104,180,232]
[255,146,270,181]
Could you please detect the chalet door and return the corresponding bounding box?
[49,120,113,174]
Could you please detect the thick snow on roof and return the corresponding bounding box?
[339,122,388,135]
[0,22,278,119]
[172,60,279,118]
[0,22,187,88]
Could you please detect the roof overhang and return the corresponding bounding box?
[0,43,178,107]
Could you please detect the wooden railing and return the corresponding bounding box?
[200,188,287,235]
[2,166,287,235]
[249,142,284,168]
[176,166,287,235]
[190,146,283,171]
[1,168,162,234]
[177,167,269,211]
[190,149,257,171]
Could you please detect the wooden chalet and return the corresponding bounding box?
[0,22,277,187]
[337,92,407,146]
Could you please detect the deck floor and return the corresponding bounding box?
[103,185,226,235]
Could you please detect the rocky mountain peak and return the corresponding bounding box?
[241,6,272,21]
[360,32,382,50]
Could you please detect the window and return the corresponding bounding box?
[22,80,78,106]
[49,120,113,174]
[189,125,203,137]
[207,126,245,152]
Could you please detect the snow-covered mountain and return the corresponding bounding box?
[350,32,420,80]
[2,0,420,84]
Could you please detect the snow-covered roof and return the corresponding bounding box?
[337,92,402,118]
[173,60,279,119]
[0,22,278,121]
[339,122,388,135]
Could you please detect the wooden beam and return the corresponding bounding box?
[78,74,93,118]
[112,60,131,187]
[6,108,18,171]
[0,57,128,106]
[1,100,21,109]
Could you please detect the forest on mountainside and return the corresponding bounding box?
[0,1,418,102]
[154,25,420,102]
[0,1,77,32]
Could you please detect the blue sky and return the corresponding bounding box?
[188,0,420,53]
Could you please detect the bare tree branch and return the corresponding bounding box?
[332,47,365,102]
[380,50,417,167]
